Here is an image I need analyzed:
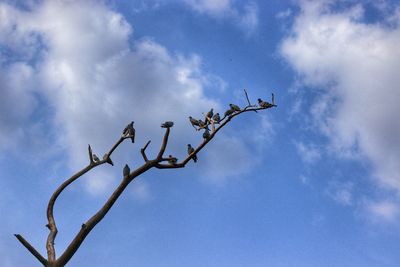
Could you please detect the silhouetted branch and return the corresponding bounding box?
[141,140,151,162]
[45,136,125,262]
[14,234,47,266]
[17,92,276,266]
[156,127,171,160]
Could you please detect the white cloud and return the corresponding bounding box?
[0,1,268,194]
[294,141,321,164]
[182,0,258,33]
[281,1,400,220]
[326,180,353,206]
[364,200,400,223]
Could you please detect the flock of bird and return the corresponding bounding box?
[119,93,275,177]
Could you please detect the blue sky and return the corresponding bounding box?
[1,0,400,266]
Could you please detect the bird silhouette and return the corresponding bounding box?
[229,103,241,112]
[92,154,100,163]
[224,109,234,117]
[167,155,178,165]
[205,108,214,122]
[161,121,174,128]
[123,164,130,177]
[212,113,221,124]
[203,128,211,140]
[123,121,135,143]
[258,98,273,108]
[187,144,197,163]
[189,116,200,127]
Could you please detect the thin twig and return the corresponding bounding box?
[141,140,151,162]
[14,234,48,266]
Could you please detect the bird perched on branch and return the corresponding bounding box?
[123,164,130,177]
[224,109,234,117]
[189,116,200,127]
[187,144,197,163]
[203,128,210,140]
[167,155,178,165]
[198,119,207,129]
[258,98,273,108]
[123,121,135,143]
[161,121,174,128]
[92,154,100,163]
[212,113,221,124]
[205,108,214,122]
[229,103,241,112]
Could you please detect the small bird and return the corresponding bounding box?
[198,119,206,129]
[167,155,178,165]
[258,98,273,108]
[212,113,221,124]
[229,103,241,112]
[224,109,234,117]
[123,164,130,177]
[123,121,135,143]
[205,108,214,122]
[92,154,100,163]
[161,121,174,128]
[187,144,197,163]
[203,128,210,140]
[189,116,200,127]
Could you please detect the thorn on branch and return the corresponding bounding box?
[103,154,114,166]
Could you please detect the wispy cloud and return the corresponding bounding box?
[294,141,321,164]
[182,0,259,33]
[281,0,400,222]
[0,1,269,195]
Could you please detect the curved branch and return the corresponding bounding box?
[156,127,170,160]
[55,162,153,266]
[46,137,124,261]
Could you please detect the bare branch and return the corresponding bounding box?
[244,89,251,106]
[88,145,93,164]
[45,136,125,262]
[141,140,151,162]
[17,95,276,266]
[55,162,152,266]
[156,127,171,160]
[14,234,48,266]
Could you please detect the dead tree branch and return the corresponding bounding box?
[16,92,276,266]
